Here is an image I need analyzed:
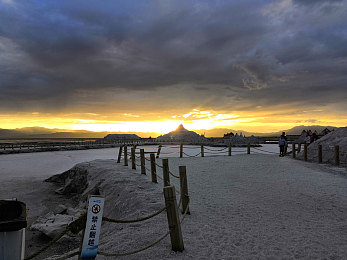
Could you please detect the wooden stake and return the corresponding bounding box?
[318,145,322,163]
[180,144,183,158]
[334,145,340,166]
[131,147,136,170]
[228,144,231,156]
[156,144,162,158]
[304,144,307,161]
[179,166,190,215]
[124,146,128,166]
[117,146,123,163]
[140,149,146,174]
[150,153,157,183]
[163,186,184,252]
[292,143,296,158]
[247,143,250,154]
[162,158,170,187]
[201,144,204,157]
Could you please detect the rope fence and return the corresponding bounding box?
[120,141,345,169]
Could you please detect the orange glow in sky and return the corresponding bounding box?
[1,107,346,137]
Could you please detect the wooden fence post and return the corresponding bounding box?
[117,146,123,163]
[180,144,183,158]
[292,143,296,158]
[162,158,170,187]
[124,146,128,166]
[156,144,162,158]
[163,186,184,252]
[318,145,322,163]
[334,145,340,166]
[179,166,190,215]
[247,143,250,154]
[201,144,204,157]
[140,149,146,174]
[150,153,157,183]
[131,147,136,170]
[228,144,231,156]
[304,144,307,161]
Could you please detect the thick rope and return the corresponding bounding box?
[182,152,201,157]
[204,147,228,152]
[204,150,227,154]
[24,229,69,260]
[98,229,171,257]
[47,250,81,260]
[102,206,166,223]
[169,170,180,178]
[24,213,87,260]
[160,151,179,155]
[252,147,277,154]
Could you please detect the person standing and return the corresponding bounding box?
[279,134,287,157]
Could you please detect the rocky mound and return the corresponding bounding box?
[297,127,347,165]
[29,160,167,258]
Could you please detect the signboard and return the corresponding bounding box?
[81,196,105,259]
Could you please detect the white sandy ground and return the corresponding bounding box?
[1,146,347,259]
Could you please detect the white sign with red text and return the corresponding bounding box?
[81,196,105,259]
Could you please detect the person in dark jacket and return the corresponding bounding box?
[279,134,287,157]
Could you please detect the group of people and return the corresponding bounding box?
[278,131,320,157]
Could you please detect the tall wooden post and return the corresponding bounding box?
[131,148,136,170]
[150,153,157,183]
[162,158,170,187]
[318,145,322,163]
[247,143,250,154]
[156,144,162,158]
[140,149,146,174]
[163,186,184,252]
[334,145,340,166]
[304,144,307,161]
[201,144,204,157]
[117,146,123,163]
[124,146,128,166]
[180,144,183,158]
[292,143,296,158]
[179,166,190,215]
[228,144,231,156]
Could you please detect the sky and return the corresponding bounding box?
[0,0,346,135]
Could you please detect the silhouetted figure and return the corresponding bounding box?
[309,133,319,144]
[279,134,287,157]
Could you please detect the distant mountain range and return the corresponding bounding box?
[0,125,339,139]
[195,125,339,137]
[0,127,158,139]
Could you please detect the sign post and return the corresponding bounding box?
[80,196,104,259]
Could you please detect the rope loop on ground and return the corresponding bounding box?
[102,206,166,224]
[98,229,171,257]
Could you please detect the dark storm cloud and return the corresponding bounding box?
[0,0,346,112]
